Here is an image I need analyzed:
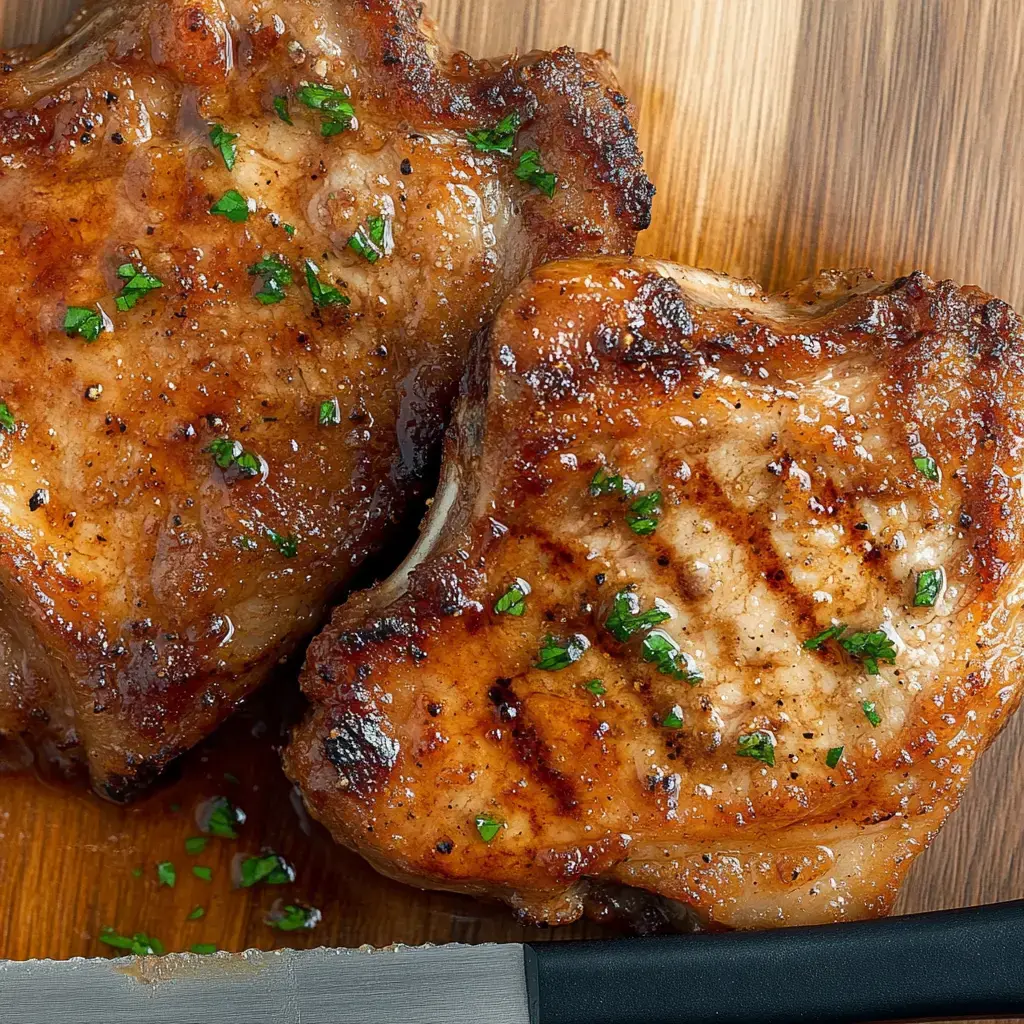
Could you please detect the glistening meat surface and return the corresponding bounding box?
[0,0,651,797]
[287,258,1024,928]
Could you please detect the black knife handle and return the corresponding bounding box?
[525,900,1024,1024]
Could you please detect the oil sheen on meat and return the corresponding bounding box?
[0,1,651,797]
[287,258,1024,929]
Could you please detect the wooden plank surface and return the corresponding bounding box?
[2,0,1024,984]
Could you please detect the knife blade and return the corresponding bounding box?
[1,901,1023,1024]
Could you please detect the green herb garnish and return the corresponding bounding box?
[737,730,776,767]
[466,110,521,155]
[585,678,606,696]
[318,398,342,426]
[187,906,205,921]
[115,263,163,311]
[605,589,670,641]
[0,401,16,434]
[642,630,702,683]
[297,82,355,136]
[590,466,628,497]
[661,705,684,729]
[248,254,293,305]
[156,861,176,888]
[914,568,943,607]
[210,189,250,223]
[202,796,245,839]
[535,633,589,671]
[266,904,322,932]
[192,866,213,882]
[64,306,105,342]
[209,124,238,170]
[475,814,503,843]
[238,852,295,888]
[204,438,264,478]
[840,630,897,676]
[862,700,882,727]
[99,928,164,956]
[284,224,296,238]
[914,456,940,482]
[190,943,217,955]
[826,746,844,768]
[348,214,388,263]
[494,579,529,617]
[514,149,557,197]
[803,623,847,651]
[185,836,207,856]
[266,528,299,558]
[304,259,350,308]
[273,96,292,125]
[626,491,662,536]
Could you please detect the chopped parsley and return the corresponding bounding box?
[605,589,670,641]
[297,82,355,136]
[736,730,776,767]
[248,254,293,305]
[535,633,589,671]
[273,95,293,125]
[590,465,629,497]
[802,623,847,651]
[115,263,163,311]
[156,861,176,888]
[187,906,205,921]
[0,401,16,434]
[304,259,350,308]
[205,438,264,478]
[191,943,217,955]
[318,398,342,426]
[466,110,521,155]
[185,836,208,856]
[238,852,295,888]
[626,491,662,536]
[826,745,844,768]
[201,795,246,839]
[64,306,105,342]
[475,814,503,843]
[208,124,238,170]
[660,705,684,729]
[914,568,943,607]
[642,630,702,683]
[192,866,213,882]
[348,214,388,263]
[862,700,882,727]
[266,903,322,932]
[914,455,940,482]
[210,189,250,223]
[514,149,557,197]
[284,223,297,237]
[585,678,606,696]
[99,929,164,956]
[494,579,529,617]
[266,528,299,558]
[839,630,897,676]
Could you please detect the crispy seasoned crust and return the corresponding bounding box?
[0,1,650,796]
[287,258,1024,928]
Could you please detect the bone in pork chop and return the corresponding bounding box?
[287,258,1024,928]
[0,1,651,797]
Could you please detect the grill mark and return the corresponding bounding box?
[489,679,579,816]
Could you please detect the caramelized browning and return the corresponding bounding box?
[287,259,1024,928]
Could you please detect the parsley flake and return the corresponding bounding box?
[185,836,207,856]
[248,254,293,305]
[156,861,176,888]
[914,568,943,608]
[802,623,847,651]
[475,814,503,843]
[210,189,250,223]
[201,795,246,839]
[318,397,342,427]
[297,82,355,136]
[187,905,205,921]
[237,852,295,888]
[266,528,299,558]
[349,214,389,263]
[826,745,844,768]
[642,630,702,683]
[590,465,629,497]
[515,149,557,197]
[64,306,105,342]
[115,263,163,311]
[626,491,662,536]
[661,705,684,729]
[192,866,213,882]
[273,96,293,125]
[737,730,776,767]
[205,438,265,479]
[191,943,217,955]
[0,401,16,434]
[494,579,530,617]
[535,633,590,671]
[585,678,606,696]
[99,929,164,957]
[208,124,238,170]
[284,223,297,238]
[466,110,521,155]
[266,903,322,932]
[914,455,940,482]
[840,630,897,676]
[304,260,350,308]
[862,700,882,727]
[605,589,670,642]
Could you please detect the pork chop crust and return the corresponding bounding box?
[287,258,1024,928]
[0,1,650,797]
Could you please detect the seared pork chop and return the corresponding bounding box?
[287,258,1024,928]
[0,1,651,797]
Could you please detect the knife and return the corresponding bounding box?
[1,901,1022,1024]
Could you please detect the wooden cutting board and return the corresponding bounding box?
[3,0,1024,993]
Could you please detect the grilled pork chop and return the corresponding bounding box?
[0,1,651,797]
[287,258,1024,928]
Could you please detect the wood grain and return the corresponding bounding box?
[2,0,1024,990]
